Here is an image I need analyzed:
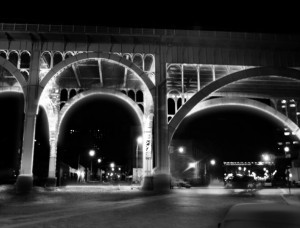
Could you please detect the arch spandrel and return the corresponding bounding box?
[40,52,155,97]
[0,56,27,89]
[169,67,300,141]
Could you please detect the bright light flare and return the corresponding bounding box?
[178,147,184,153]
[262,154,270,161]
[89,150,95,157]
[137,136,143,144]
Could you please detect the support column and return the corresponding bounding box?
[41,84,60,187]
[46,138,58,187]
[16,48,41,193]
[153,48,171,192]
[16,109,37,193]
[142,114,154,190]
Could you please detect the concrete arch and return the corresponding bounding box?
[188,97,299,132]
[0,56,27,90]
[169,66,300,140]
[40,52,155,97]
[58,88,144,138]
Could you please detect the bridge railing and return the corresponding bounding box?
[2,23,298,42]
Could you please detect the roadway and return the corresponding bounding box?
[0,185,299,228]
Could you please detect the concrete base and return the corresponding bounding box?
[15,175,33,194]
[45,177,57,187]
[152,173,171,193]
[141,176,154,191]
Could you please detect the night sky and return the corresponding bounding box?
[1,3,299,34]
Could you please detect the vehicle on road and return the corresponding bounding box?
[170,178,191,189]
[218,203,300,228]
[225,175,256,189]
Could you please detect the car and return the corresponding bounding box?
[225,175,256,189]
[264,178,272,187]
[170,178,191,189]
[218,203,300,228]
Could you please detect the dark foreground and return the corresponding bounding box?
[0,185,300,228]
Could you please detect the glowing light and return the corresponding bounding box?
[238,166,242,171]
[178,147,184,153]
[110,162,115,168]
[97,158,101,163]
[284,132,290,136]
[188,162,196,168]
[210,159,216,166]
[284,146,290,152]
[89,150,95,157]
[281,100,287,104]
[137,136,143,144]
[262,154,270,162]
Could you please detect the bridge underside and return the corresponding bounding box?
[0,23,300,192]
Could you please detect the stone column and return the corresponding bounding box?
[142,114,154,190]
[47,107,59,186]
[152,46,171,192]
[16,49,41,193]
[40,83,60,187]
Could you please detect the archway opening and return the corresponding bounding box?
[0,92,24,184]
[170,100,299,188]
[57,95,142,186]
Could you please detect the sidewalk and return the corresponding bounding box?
[279,188,300,206]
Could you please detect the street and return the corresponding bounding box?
[0,185,299,228]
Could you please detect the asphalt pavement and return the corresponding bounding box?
[1,184,300,228]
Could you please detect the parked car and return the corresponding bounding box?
[218,203,300,228]
[170,178,191,189]
[264,178,272,187]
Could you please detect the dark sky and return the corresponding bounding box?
[1,3,299,34]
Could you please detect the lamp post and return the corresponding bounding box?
[89,150,95,178]
[98,158,102,181]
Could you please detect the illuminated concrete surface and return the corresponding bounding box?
[1,23,300,192]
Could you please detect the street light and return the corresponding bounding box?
[210,159,216,166]
[97,158,102,181]
[262,153,270,162]
[178,147,184,153]
[89,149,95,176]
